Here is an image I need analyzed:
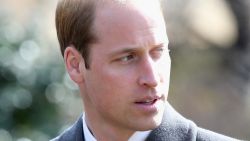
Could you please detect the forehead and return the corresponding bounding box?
[93,0,166,38]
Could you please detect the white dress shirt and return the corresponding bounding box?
[82,114,151,141]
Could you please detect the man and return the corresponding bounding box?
[52,0,239,140]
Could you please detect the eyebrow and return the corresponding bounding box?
[108,46,140,58]
[108,42,169,57]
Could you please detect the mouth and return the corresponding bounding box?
[135,98,158,105]
[134,94,163,106]
[134,96,163,113]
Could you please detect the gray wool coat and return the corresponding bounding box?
[51,103,240,141]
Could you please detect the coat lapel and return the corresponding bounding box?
[146,103,197,141]
[74,116,85,141]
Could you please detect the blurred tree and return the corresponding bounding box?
[163,0,250,139]
[0,4,64,141]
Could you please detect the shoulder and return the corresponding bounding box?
[50,115,84,141]
[196,127,239,141]
[146,103,240,141]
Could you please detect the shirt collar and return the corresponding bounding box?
[82,114,97,141]
[128,130,151,141]
[82,114,151,141]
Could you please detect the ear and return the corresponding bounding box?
[64,46,86,84]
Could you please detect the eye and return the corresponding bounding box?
[116,53,138,64]
[151,47,166,59]
[119,54,137,63]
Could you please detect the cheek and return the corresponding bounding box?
[102,65,137,86]
[86,68,132,106]
[158,62,171,79]
[157,60,171,94]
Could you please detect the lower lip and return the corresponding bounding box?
[134,99,162,113]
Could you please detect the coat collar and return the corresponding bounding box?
[146,102,197,141]
[60,102,196,141]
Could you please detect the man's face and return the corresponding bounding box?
[80,0,171,134]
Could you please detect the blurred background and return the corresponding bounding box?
[0,0,249,140]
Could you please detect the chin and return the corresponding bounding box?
[136,121,162,131]
[136,113,164,131]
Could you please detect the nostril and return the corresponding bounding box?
[138,76,158,88]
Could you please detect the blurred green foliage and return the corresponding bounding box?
[0,4,66,141]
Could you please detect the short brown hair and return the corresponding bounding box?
[55,0,97,68]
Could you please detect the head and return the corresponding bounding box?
[56,0,171,139]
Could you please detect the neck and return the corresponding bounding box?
[84,111,134,141]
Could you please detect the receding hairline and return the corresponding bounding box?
[55,0,164,68]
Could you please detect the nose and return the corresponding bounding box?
[138,56,161,88]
